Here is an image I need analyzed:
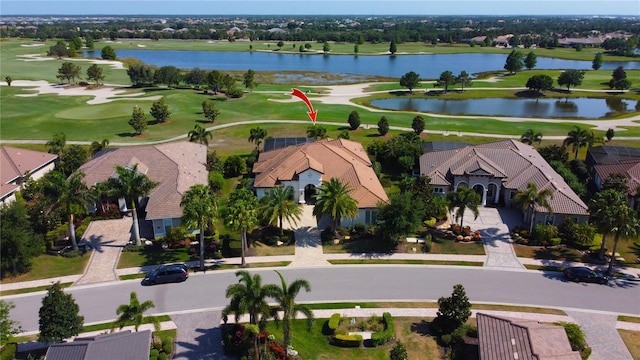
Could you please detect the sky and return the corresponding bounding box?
[1,0,639,16]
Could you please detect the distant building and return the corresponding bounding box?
[1,146,57,204]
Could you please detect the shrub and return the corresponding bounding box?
[347,110,361,130]
[352,223,366,235]
[333,333,363,348]
[370,312,395,346]
[555,322,591,360]
[158,353,168,360]
[165,226,188,245]
[150,349,159,358]
[531,224,558,246]
[60,249,82,258]
[565,223,597,250]
[328,313,341,333]
[208,172,224,192]
[162,338,173,354]
[440,334,452,346]
[122,244,144,252]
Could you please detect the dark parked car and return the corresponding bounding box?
[564,266,608,284]
[142,264,189,285]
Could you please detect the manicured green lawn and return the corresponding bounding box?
[117,247,192,269]
[430,236,486,255]
[0,253,89,283]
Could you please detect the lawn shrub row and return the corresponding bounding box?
[333,333,363,348]
[328,313,341,334]
[370,312,395,346]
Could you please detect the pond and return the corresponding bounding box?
[369,96,640,119]
[84,50,640,79]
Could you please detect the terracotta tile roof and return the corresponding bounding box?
[593,161,640,196]
[79,142,207,220]
[1,146,58,200]
[253,138,387,208]
[419,140,589,215]
[1,146,58,184]
[477,313,581,360]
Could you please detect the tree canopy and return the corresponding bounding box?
[557,70,585,91]
[399,71,420,94]
[39,282,84,343]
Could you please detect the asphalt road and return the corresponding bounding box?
[6,266,640,333]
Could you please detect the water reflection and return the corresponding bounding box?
[370,97,635,119]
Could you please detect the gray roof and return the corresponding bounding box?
[45,330,152,360]
[477,313,581,360]
[588,145,640,165]
[419,140,589,215]
[79,142,208,220]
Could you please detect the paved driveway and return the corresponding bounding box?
[74,217,133,285]
[459,207,524,269]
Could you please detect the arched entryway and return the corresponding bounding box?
[472,184,486,206]
[487,183,498,205]
[304,184,316,204]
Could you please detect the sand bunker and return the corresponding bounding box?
[3,80,161,105]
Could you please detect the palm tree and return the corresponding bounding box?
[563,126,590,159]
[43,171,94,250]
[589,189,627,261]
[606,204,640,275]
[222,270,273,330]
[262,270,314,353]
[188,124,212,146]
[105,164,158,246]
[259,186,303,236]
[513,182,554,234]
[312,178,358,232]
[248,127,267,152]
[306,125,327,140]
[46,132,66,155]
[520,129,543,145]
[181,184,218,271]
[446,186,480,228]
[114,292,158,332]
[90,139,110,156]
[223,188,259,267]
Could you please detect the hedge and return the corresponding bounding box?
[328,313,341,334]
[333,334,363,348]
[370,312,395,346]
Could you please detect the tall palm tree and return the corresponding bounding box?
[563,126,590,159]
[520,129,543,145]
[306,126,327,140]
[105,164,157,246]
[188,124,212,146]
[589,189,627,260]
[222,270,273,330]
[312,178,358,232]
[181,184,217,271]
[90,138,110,156]
[262,270,314,353]
[46,132,66,155]
[446,186,480,228]
[43,170,94,250]
[223,188,259,267]
[606,204,640,275]
[259,186,303,236]
[114,291,158,332]
[248,127,267,152]
[513,182,554,234]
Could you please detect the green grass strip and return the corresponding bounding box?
[0,282,73,296]
[328,259,484,266]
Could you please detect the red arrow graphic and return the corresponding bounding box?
[290,88,318,124]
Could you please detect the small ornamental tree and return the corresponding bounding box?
[433,284,471,335]
[389,39,397,54]
[39,282,84,343]
[128,106,147,135]
[149,97,171,124]
[378,116,390,136]
[202,100,221,123]
[101,45,116,60]
[526,74,554,94]
[5,76,12,86]
[86,64,104,85]
[592,53,603,71]
[557,70,585,92]
[524,51,537,70]
[412,115,425,135]
[390,341,408,360]
[399,71,420,94]
[348,110,361,130]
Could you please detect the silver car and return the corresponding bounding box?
[142,264,189,285]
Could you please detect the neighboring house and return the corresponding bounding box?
[252,138,388,226]
[0,146,58,204]
[419,140,589,228]
[44,330,151,360]
[586,145,640,210]
[78,142,208,238]
[477,313,581,360]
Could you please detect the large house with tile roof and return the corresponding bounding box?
[78,142,208,238]
[476,313,581,360]
[419,140,589,228]
[586,145,640,211]
[1,146,58,204]
[252,138,388,226]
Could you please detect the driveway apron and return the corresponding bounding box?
[74,217,133,286]
[566,310,633,360]
[173,310,232,360]
[461,207,524,270]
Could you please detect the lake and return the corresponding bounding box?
[369,97,639,119]
[85,50,640,79]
